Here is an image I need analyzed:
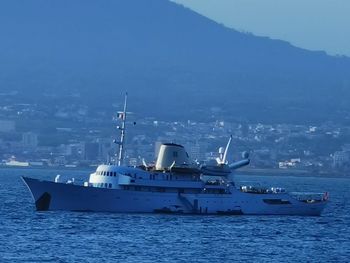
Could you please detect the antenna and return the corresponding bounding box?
[117,93,128,166]
[222,135,232,164]
[217,135,232,165]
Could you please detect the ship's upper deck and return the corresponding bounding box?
[88,164,231,194]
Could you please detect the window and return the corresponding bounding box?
[109,183,112,188]
[173,151,178,157]
[105,183,108,188]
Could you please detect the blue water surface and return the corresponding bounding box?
[0,168,349,262]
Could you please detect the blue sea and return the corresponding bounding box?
[0,168,349,262]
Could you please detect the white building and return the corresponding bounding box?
[22,132,38,148]
[333,151,350,168]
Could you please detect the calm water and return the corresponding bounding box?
[0,168,349,262]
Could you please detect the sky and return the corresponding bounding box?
[172,0,350,57]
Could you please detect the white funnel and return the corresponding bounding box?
[155,143,190,170]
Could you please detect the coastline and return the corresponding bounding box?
[0,165,94,172]
[238,167,349,179]
[1,165,348,179]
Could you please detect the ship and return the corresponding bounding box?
[22,94,328,216]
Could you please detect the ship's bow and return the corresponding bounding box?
[22,177,52,211]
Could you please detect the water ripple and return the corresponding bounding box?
[0,169,350,262]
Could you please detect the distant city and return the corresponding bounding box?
[0,92,349,175]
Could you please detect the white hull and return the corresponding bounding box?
[22,177,327,216]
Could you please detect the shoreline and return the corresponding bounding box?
[0,165,94,172]
[1,165,348,179]
[238,168,349,179]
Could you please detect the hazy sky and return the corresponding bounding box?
[172,0,350,57]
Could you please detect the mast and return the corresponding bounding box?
[222,135,232,164]
[117,93,128,166]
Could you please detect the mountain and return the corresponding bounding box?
[0,0,349,123]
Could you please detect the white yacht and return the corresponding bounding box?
[23,94,328,216]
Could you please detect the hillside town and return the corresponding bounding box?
[0,95,349,175]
